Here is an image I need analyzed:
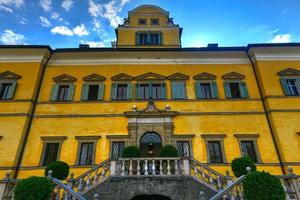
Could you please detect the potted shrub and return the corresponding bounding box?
[45,161,69,180]
[243,171,285,200]
[121,146,140,158]
[14,176,53,200]
[160,145,178,157]
[231,156,256,177]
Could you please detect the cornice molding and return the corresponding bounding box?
[135,72,166,81]
[106,135,130,139]
[234,134,259,138]
[194,72,216,80]
[249,47,300,62]
[40,136,67,141]
[83,73,106,81]
[75,136,101,140]
[53,74,77,82]
[0,71,21,80]
[201,134,227,139]
[111,73,134,81]
[277,68,300,76]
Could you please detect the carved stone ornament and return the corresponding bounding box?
[277,68,300,76]
[222,72,245,80]
[53,74,77,82]
[0,71,21,80]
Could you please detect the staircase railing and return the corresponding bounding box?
[210,174,246,200]
[69,159,111,193]
[0,172,17,200]
[276,168,300,200]
[190,158,226,190]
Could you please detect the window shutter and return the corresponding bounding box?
[171,82,178,99]
[280,78,291,96]
[172,81,185,99]
[135,83,140,99]
[50,84,59,101]
[297,78,300,93]
[161,82,167,99]
[239,82,249,98]
[67,84,75,101]
[194,81,202,99]
[135,32,139,45]
[81,83,89,101]
[126,83,133,100]
[159,32,163,45]
[97,83,105,100]
[6,80,17,99]
[224,82,232,98]
[0,81,3,95]
[210,81,219,99]
[111,83,117,100]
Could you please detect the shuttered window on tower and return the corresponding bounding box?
[50,84,75,101]
[195,81,218,99]
[171,81,186,99]
[111,83,133,100]
[280,78,300,96]
[0,81,16,100]
[224,81,249,99]
[81,83,105,101]
[136,82,166,100]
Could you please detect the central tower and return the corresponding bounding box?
[115,5,183,48]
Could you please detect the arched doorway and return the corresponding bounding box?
[140,132,162,157]
[131,195,172,200]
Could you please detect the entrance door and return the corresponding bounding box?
[131,195,172,200]
[140,132,162,157]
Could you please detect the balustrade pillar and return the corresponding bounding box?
[110,160,116,176]
[182,158,190,175]
[288,168,300,198]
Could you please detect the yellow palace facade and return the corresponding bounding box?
[0,5,300,180]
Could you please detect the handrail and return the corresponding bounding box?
[119,157,180,161]
[190,158,225,178]
[210,175,246,200]
[48,174,87,200]
[73,158,111,182]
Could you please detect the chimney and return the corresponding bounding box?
[79,44,90,49]
[207,43,218,48]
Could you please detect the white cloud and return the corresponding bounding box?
[73,24,89,36]
[0,30,26,45]
[0,0,24,12]
[120,0,130,7]
[39,16,52,27]
[20,17,27,24]
[80,40,105,47]
[271,34,291,43]
[103,1,122,27]
[88,0,102,18]
[61,0,74,11]
[51,12,59,19]
[39,0,52,12]
[51,26,73,36]
[92,18,101,32]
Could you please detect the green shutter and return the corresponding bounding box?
[135,32,139,45]
[280,78,291,96]
[195,81,202,99]
[50,84,59,101]
[297,78,300,94]
[81,83,89,101]
[126,83,133,100]
[97,83,104,100]
[0,81,3,96]
[171,82,178,99]
[210,81,219,99]
[111,83,117,100]
[67,84,75,101]
[239,82,249,98]
[6,80,17,99]
[161,82,167,99]
[172,81,185,99]
[159,32,163,45]
[135,83,140,99]
[224,82,232,98]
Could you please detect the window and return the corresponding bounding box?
[111,83,132,100]
[224,82,248,99]
[81,83,104,101]
[136,82,166,100]
[42,143,59,166]
[195,81,218,99]
[171,81,186,99]
[177,141,190,157]
[240,141,258,163]
[111,142,125,159]
[50,84,75,101]
[207,141,223,163]
[151,18,159,25]
[280,78,300,96]
[138,19,147,25]
[78,143,94,165]
[136,32,162,45]
[0,82,13,100]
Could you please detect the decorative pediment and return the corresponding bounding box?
[83,73,106,81]
[222,72,245,80]
[168,73,189,80]
[111,73,134,81]
[135,72,166,81]
[193,72,216,80]
[53,74,77,82]
[277,68,300,76]
[0,71,21,80]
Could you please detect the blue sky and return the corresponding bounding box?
[0,0,300,48]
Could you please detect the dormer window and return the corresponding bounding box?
[151,18,159,25]
[138,18,147,25]
[0,71,21,100]
[277,68,300,96]
[50,74,76,102]
[136,32,162,46]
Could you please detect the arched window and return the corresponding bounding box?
[140,132,162,144]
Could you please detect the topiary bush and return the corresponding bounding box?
[160,145,178,157]
[122,146,140,158]
[243,171,285,200]
[14,176,53,200]
[45,161,69,180]
[231,156,256,177]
